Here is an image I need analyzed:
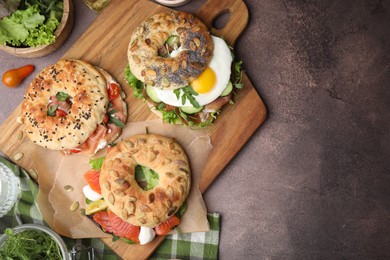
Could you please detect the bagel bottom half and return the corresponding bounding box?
[99,134,191,228]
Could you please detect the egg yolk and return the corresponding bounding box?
[190,67,216,94]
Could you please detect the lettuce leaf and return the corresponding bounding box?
[135,165,159,190]
[124,65,144,99]
[89,157,105,170]
[0,3,61,47]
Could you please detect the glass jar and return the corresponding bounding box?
[82,0,112,13]
[0,161,20,218]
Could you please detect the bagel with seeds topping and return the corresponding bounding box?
[125,11,244,128]
[128,11,214,90]
[100,134,190,228]
[20,59,127,154]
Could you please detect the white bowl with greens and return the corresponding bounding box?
[0,224,70,260]
[0,0,74,58]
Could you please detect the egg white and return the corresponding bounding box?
[153,36,232,107]
[83,185,102,201]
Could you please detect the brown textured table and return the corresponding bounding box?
[1,0,390,259]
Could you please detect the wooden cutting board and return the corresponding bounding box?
[0,0,267,258]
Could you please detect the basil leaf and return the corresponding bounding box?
[56,91,70,101]
[47,104,58,116]
[89,157,105,170]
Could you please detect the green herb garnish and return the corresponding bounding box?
[55,91,69,101]
[47,104,58,116]
[107,109,125,128]
[233,60,244,89]
[135,165,159,191]
[89,157,105,170]
[173,86,200,108]
[0,228,63,259]
[108,115,125,128]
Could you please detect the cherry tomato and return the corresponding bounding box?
[56,109,67,117]
[107,83,120,101]
[103,114,109,124]
[2,64,35,88]
[70,148,81,154]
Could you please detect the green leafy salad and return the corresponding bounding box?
[0,0,64,47]
[0,228,63,259]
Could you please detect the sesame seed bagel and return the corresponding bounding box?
[128,11,214,90]
[100,134,191,228]
[21,59,109,150]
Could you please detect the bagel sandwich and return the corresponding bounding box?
[20,59,127,155]
[82,134,190,245]
[125,11,244,128]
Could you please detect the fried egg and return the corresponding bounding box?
[153,36,232,107]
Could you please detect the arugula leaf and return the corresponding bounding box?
[135,165,159,190]
[108,109,118,115]
[173,86,200,108]
[47,104,58,116]
[107,109,125,128]
[108,115,125,128]
[55,91,69,101]
[124,65,144,99]
[173,88,180,100]
[89,157,105,170]
[181,86,200,108]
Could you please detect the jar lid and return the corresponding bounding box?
[154,0,192,7]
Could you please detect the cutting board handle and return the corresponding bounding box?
[196,0,248,46]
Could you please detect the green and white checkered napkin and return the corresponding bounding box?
[0,157,220,259]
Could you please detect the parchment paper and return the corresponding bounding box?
[32,119,212,238]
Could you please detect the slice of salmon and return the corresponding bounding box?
[108,211,140,243]
[84,169,101,194]
[86,124,108,154]
[155,215,181,236]
[93,211,140,243]
[93,211,115,233]
[110,94,125,113]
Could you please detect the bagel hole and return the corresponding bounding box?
[47,91,73,117]
[158,35,181,57]
[212,10,231,30]
[135,165,159,191]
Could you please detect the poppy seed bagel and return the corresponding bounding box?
[127,11,214,90]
